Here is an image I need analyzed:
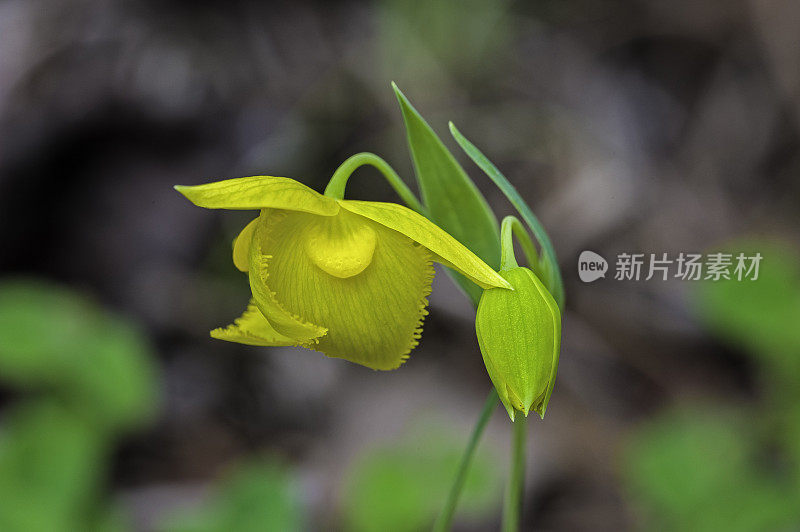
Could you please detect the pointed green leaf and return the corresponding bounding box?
[393,83,500,304]
[450,122,565,310]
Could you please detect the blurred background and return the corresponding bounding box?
[1,0,799,530]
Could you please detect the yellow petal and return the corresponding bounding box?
[174,176,339,216]
[256,208,434,370]
[339,200,511,290]
[248,211,329,343]
[304,214,377,278]
[232,217,258,272]
[210,300,296,346]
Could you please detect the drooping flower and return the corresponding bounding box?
[176,176,511,370]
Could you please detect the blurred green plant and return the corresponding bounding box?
[626,407,797,532]
[0,401,114,531]
[0,280,157,430]
[379,0,513,86]
[624,240,800,531]
[342,426,502,532]
[162,458,303,532]
[695,241,800,379]
[0,282,305,532]
[0,279,159,531]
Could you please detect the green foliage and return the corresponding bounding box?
[450,122,565,309]
[623,240,800,531]
[694,242,800,376]
[0,280,157,431]
[0,284,302,532]
[342,428,501,532]
[393,83,501,304]
[163,458,303,532]
[626,408,798,532]
[0,279,160,532]
[0,402,111,532]
[379,0,513,83]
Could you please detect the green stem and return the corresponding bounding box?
[323,152,425,213]
[502,414,527,532]
[432,389,498,532]
[499,215,539,272]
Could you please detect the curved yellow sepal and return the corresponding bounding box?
[174,176,339,216]
[339,200,512,290]
[232,217,258,272]
[210,301,296,346]
[248,211,329,343]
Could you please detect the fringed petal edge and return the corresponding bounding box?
[210,300,297,346]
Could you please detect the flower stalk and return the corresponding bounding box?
[323,152,425,214]
[502,414,527,532]
[432,388,499,532]
[499,216,539,271]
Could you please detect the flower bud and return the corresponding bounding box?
[475,267,561,420]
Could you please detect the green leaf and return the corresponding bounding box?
[342,427,501,532]
[625,409,750,519]
[449,122,565,310]
[693,240,800,376]
[624,407,799,531]
[0,402,106,532]
[393,83,501,304]
[65,316,159,431]
[0,279,158,431]
[163,458,303,532]
[0,281,98,384]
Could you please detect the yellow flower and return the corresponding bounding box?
[176,176,511,370]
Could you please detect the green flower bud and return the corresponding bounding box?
[476,266,561,421]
